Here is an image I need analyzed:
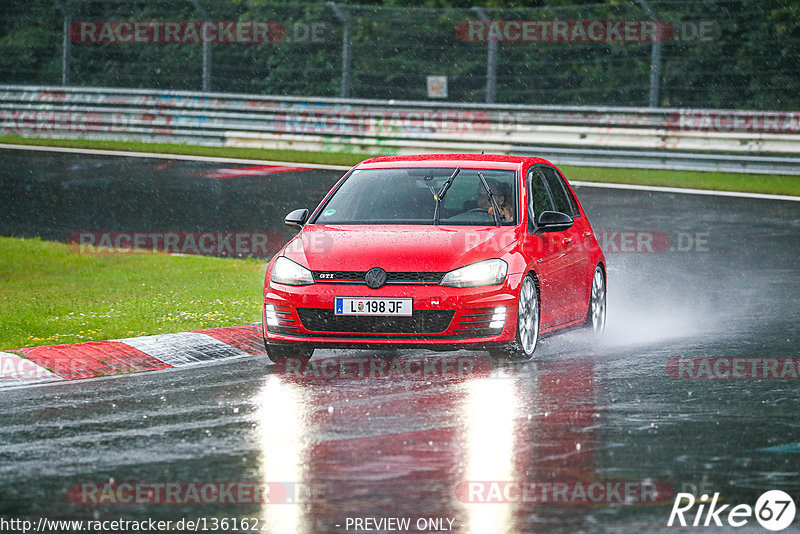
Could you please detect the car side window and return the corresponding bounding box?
[527,168,554,223]
[540,166,579,217]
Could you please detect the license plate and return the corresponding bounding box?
[335,297,413,316]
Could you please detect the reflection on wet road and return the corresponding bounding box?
[1,149,799,532]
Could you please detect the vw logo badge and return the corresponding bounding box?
[365,267,387,289]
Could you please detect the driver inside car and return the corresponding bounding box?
[477,179,514,222]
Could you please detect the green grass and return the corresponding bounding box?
[1,134,797,196]
[560,165,799,196]
[0,134,368,168]
[0,236,267,351]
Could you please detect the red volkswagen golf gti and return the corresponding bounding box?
[262,154,606,362]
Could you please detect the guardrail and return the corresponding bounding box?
[1,85,799,174]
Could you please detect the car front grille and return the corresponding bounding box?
[312,271,445,285]
[296,308,454,334]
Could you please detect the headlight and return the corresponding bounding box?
[440,259,507,288]
[270,257,315,286]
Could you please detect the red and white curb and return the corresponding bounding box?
[0,325,265,388]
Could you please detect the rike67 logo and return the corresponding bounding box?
[668,490,796,531]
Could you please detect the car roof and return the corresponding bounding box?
[355,153,554,171]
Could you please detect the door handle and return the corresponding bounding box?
[583,231,592,237]
[563,237,573,244]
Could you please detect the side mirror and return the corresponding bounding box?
[536,211,574,233]
[284,208,309,230]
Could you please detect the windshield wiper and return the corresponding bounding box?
[433,167,460,225]
[478,172,501,226]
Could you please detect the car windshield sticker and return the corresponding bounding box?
[322,208,336,217]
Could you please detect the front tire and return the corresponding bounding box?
[585,265,606,334]
[490,275,539,362]
[264,342,314,363]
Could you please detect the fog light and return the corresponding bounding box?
[490,306,506,329]
[265,304,279,326]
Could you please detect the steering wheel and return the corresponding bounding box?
[465,207,490,214]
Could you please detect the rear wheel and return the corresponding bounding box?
[585,265,606,334]
[264,342,314,363]
[490,275,539,362]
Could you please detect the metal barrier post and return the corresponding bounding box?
[637,0,662,107]
[52,0,71,86]
[328,2,352,98]
[472,6,497,104]
[190,0,212,92]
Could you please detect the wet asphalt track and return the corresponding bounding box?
[1,148,799,533]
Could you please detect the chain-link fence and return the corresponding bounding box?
[1,0,798,110]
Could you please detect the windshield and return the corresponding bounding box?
[312,167,517,225]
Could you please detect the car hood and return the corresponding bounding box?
[282,224,517,273]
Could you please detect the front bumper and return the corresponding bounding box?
[263,276,521,348]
